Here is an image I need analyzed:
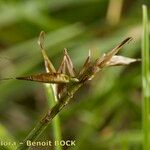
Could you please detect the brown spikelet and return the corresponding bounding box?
[64,48,76,77]
[1,33,139,99]
[78,50,92,77]
[97,37,132,68]
[58,54,67,74]
[38,31,56,73]
[57,53,67,98]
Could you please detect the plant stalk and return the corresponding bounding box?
[17,36,133,150]
[142,5,150,150]
[17,83,82,150]
[44,84,62,150]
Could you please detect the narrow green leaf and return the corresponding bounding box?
[142,5,150,150]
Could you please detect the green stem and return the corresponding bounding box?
[142,5,150,150]
[17,83,82,150]
[44,84,62,150]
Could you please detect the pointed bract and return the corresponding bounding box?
[16,73,79,84]
[38,31,56,73]
[57,54,68,98]
[78,50,92,77]
[58,54,67,74]
[97,37,132,68]
[106,55,140,66]
[64,48,76,77]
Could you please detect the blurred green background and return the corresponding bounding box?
[0,0,149,150]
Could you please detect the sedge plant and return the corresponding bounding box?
[1,32,139,150]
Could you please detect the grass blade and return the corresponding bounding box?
[142,5,150,150]
[44,84,62,150]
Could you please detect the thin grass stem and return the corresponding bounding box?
[142,5,150,150]
[44,84,62,150]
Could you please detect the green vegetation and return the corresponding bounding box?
[142,5,150,150]
[0,0,149,150]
